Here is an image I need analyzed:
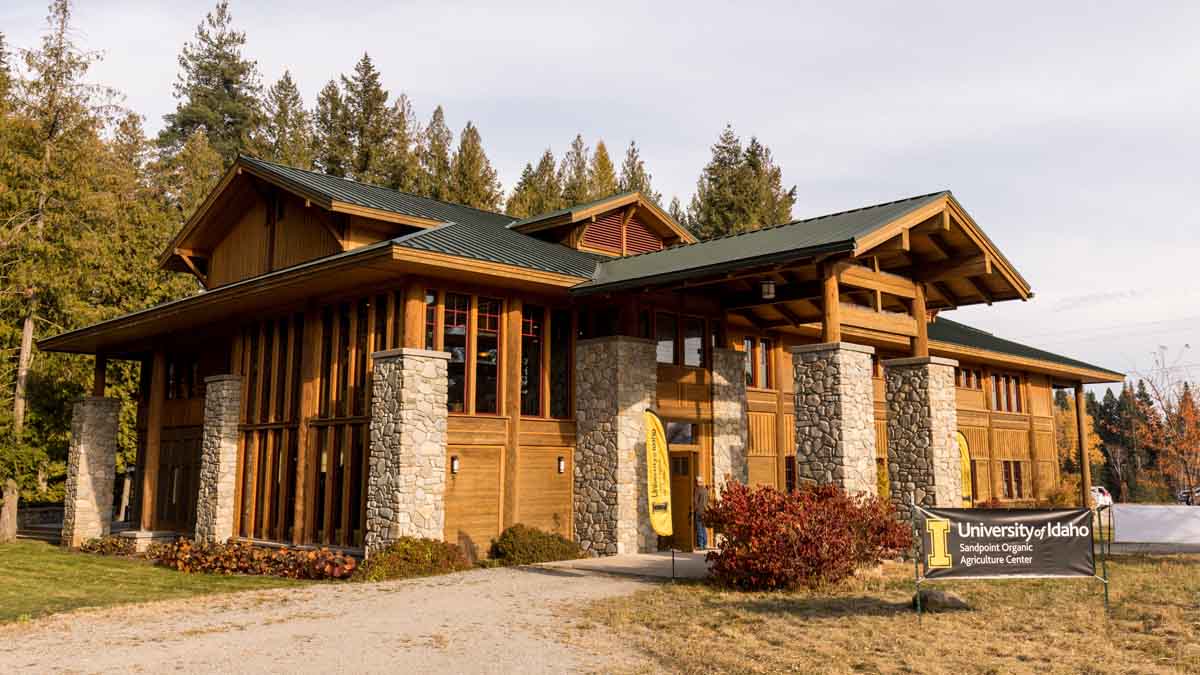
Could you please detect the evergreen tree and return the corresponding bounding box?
[341,53,391,182]
[0,33,11,106]
[419,105,453,200]
[379,94,421,193]
[668,196,687,227]
[159,1,262,163]
[588,140,618,199]
[449,121,502,210]
[687,124,796,239]
[743,137,796,226]
[506,148,563,217]
[559,134,590,206]
[313,79,350,177]
[155,128,224,222]
[617,140,661,205]
[256,70,312,168]
[505,162,537,217]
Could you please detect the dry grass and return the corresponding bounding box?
[580,555,1200,674]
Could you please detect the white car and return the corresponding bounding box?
[1090,486,1113,508]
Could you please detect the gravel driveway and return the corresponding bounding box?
[0,566,653,674]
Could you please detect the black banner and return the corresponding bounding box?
[916,507,1094,579]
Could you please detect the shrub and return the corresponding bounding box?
[489,524,585,566]
[702,482,911,591]
[150,539,357,580]
[353,537,472,582]
[80,535,136,556]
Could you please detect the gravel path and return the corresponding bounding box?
[0,566,653,674]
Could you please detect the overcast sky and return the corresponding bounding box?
[5,0,1198,392]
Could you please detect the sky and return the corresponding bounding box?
[4,0,1199,393]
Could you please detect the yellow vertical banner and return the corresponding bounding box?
[644,409,673,536]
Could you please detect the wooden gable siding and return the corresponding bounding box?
[272,193,342,270]
[581,211,664,256]
[209,199,269,287]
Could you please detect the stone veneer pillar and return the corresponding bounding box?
[711,348,748,490]
[574,336,657,556]
[62,397,120,548]
[884,356,960,523]
[194,375,241,544]
[790,342,878,496]
[364,347,449,556]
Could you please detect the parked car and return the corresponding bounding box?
[1090,486,1113,507]
[1177,487,1200,505]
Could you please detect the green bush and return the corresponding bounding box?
[353,537,472,582]
[489,524,585,566]
[79,535,136,556]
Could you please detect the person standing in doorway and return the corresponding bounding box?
[693,476,709,550]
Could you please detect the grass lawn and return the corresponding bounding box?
[581,555,1200,674]
[0,541,303,623]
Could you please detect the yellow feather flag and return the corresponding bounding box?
[644,409,673,536]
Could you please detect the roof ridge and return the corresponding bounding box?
[600,189,950,266]
[238,154,517,222]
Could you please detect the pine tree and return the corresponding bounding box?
[449,121,502,210]
[379,94,421,193]
[668,196,687,227]
[589,140,618,199]
[341,53,391,182]
[506,149,562,217]
[313,79,350,177]
[743,137,795,226]
[559,134,590,206]
[505,163,537,217]
[687,124,796,238]
[256,70,312,168]
[419,105,453,200]
[159,1,262,163]
[617,141,662,205]
[155,128,224,222]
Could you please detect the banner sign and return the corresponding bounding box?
[916,506,1094,579]
[644,409,673,536]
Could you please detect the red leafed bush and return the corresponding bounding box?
[150,539,357,580]
[702,482,911,591]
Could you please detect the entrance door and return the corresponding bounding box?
[957,431,973,507]
[668,451,696,552]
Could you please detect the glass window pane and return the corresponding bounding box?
[655,313,677,365]
[521,305,544,416]
[759,338,772,388]
[683,318,704,367]
[444,293,469,413]
[549,309,571,418]
[743,337,754,386]
[423,290,437,350]
[666,422,697,445]
[474,298,502,414]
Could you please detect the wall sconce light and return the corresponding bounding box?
[450,455,460,475]
[557,456,566,474]
[760,279,776,300]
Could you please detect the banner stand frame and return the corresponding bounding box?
[911,501,1112,619]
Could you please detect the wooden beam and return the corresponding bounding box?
[619,205,635,256]
[140,349,166,530]
[176,250,209,287]
[294,307,321,544]
[720,281,823,311]
[912,254,991,283]
[834,261,918,299]
[873,229,909,252]
[924,232,952,260]
[503,297,523,529]
[822,264,841,343]
[965,276,994,305]
[931,281,959,307]
[911,283,929,357]
[775,303,806,326]
[402,283,425,348]
[1075,383,1093,506]
[92,354,107,397]
[839,303,918,337]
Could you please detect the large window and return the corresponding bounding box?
[444,293,470,412]
[549,308,572,418]
[683,318,705,367]
[656,312,678,365]
[990,372,1023,413]
[1001,460,1025,499]
[741,336,774,389]
[521,305,544,417]
[475,297,501,414]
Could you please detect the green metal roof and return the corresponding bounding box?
[929,317,1123,380]
[506,191,639,229]
[572,191,949,295]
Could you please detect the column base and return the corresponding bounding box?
[118,530,179,553]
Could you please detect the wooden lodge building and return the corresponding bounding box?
[43,155,1122,554]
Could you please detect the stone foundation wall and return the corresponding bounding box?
[574,336,657,556]
[364,348,449,555]
[194,375,242,544]
[712,348,748,491]
[885,356,960,522]
[791,342,877,496]
[62,397,120,548]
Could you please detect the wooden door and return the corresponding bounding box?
[668,451,696,552]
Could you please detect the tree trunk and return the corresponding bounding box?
[0,479,18,543]
[12,311,34,437]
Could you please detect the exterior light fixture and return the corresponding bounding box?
[450,455,460,475]
[760,279,776,300]
[557,456,566,474]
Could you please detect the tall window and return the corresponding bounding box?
[991,373,1023,413]
[683,318,705,367]
[758,338,772,389]
[956,367,983,389]
[521,305,544,416]
[423,290,437,350]
[1002,460,1025,499]
[656,312,677,365]
[444,293,469,412]
[743,337,754,386]
[475,298,501,414]
[549,308,571,418]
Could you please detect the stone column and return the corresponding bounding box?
[712,348,748,491]
[194,375,241,544]
[574,336,657,556]
[884,356,960,523]
[791,342,877,496]
[364,348,449,556]
[62,397,120,548]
